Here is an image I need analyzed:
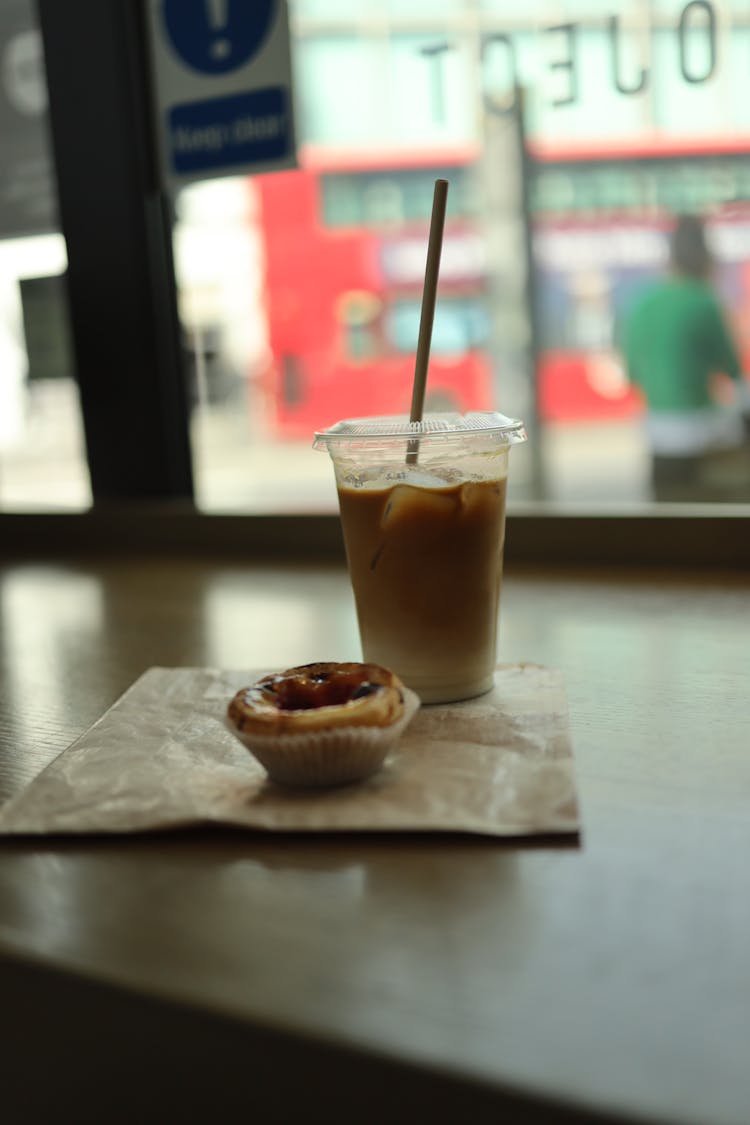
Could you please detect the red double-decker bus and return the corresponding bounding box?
[251,136,750,435]
[252,145,493,437]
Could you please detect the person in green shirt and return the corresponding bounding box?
[623,214,749,501]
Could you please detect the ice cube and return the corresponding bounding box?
[458,481,485,510]
[458,480,503,517]
[381,483,458,529]
[402,468,452,488]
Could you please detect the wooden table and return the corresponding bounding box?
[1,555,749,1124]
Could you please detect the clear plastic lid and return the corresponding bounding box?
[314,411,527,450]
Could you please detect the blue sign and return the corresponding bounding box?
[168,86,290,173]
[162,0,275,76]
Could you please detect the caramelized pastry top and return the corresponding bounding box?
[227,662,407,735]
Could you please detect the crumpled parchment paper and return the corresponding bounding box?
[0,664,580,837]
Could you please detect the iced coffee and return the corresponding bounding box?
[337,477,506,702]
[314,413,526,704]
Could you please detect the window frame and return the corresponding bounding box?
[36,0,193,502]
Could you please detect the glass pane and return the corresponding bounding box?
[180,0,750,511]
[0,0,90,511]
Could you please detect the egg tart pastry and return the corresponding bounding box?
[226,662,419,788]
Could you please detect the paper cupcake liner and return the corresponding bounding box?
[225,687,420,789]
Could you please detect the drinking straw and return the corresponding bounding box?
[407,178,449,464]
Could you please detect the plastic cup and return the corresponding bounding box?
[314,412,527,704]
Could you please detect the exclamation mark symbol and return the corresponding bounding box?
[207,0,231,61]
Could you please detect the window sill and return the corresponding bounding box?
[1,503,748,569]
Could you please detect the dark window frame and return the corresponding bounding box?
[36,0,193,502]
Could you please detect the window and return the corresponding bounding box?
[386,296,489,356]
[0,1,89,511]
[320,167,478,227]
[13,0,750,534]
[177,2,750,512]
